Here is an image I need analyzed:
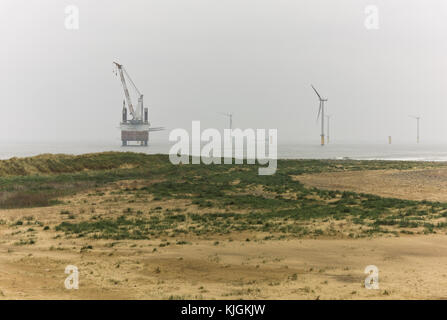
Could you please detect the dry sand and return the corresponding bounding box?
[295,167,447,202]
[1,231,447,299]
[2,168,447,299]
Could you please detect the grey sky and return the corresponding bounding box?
[1,0,446,144]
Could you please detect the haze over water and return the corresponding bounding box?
[2,141,447,162]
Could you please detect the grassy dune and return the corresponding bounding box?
[2,152,447,238]
[0,152,166,208]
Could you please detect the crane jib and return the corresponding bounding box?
[116,66,136,119]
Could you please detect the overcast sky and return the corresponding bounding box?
[2,0,447,144]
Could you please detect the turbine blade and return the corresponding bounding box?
[311,84,322,100]
[316,102,322,121]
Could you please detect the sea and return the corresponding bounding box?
[2,140,447,161]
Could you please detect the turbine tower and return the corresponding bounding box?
[219,112,233,129]
[311,85,328,146]
[326,114,332,144]
[409,115,421,144]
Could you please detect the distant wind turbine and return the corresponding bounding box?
[218,112,233,129]
[409,115,421,144]
[311,85,328,146]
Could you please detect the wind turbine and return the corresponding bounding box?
[409,115,421,144]
[325,114,332,144]
[311,85,328,146]
[218,112,233,129]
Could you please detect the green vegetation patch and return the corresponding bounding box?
[4,152,447,238]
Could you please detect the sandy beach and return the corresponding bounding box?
[0,153,447,299]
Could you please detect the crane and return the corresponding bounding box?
[113,61,164,147]
[113,62,144,122]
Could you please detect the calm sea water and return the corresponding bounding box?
[2,141,447,161]
[0,141,447,161]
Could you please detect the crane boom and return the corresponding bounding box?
[123,67,144,120]
[123,67,141,96]
[113,62,136,119]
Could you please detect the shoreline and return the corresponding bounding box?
[3,141,447,161]
[2,150,447,163]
